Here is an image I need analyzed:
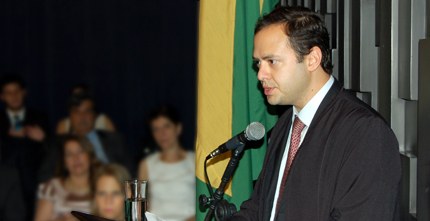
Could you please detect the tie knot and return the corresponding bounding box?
[292,116,305,133]
[13,115,23,130]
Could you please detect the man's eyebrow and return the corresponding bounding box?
[252,55,276,60]
[263,55,279,60]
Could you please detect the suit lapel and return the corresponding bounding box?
[311,79,342,128]
[96,131,111,161]
[0,110,11,137]
[262,107,293,221]
[274,79,343,220]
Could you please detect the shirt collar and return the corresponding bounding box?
[293,75,334,127]
[7,107,26,121]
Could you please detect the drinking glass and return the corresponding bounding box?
[124,180,148,221]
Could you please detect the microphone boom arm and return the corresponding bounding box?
[204,144,245,221]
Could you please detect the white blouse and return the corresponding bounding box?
[146,151,195,221]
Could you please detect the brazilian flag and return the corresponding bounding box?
[196,0,278,220]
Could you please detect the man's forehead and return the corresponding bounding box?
[253,26,292,57]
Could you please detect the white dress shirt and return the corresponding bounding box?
[6,108,26,130]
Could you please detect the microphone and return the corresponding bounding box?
[207,122,265,159]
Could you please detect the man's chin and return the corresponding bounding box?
[266,97,279,105]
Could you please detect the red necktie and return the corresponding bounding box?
[276,116,306,212]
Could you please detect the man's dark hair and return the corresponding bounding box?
[0,74,26,92]
[67,92,97,113]
[255,6,333,74]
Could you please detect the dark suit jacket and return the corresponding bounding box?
[96,130,131,171]
[0,108,48,220]
[0,166,27,221]
[0,108,48,169]
[231,80,401,221]
[0,108,48,138]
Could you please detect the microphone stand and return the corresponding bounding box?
[204,144,245,221]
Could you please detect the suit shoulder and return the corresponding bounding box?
[335,89,388,124]
[331,90,398,146]
[26,108,46,115]
[25,108,47,120]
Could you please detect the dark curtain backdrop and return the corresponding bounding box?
[0,0,198,167]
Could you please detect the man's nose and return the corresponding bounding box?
[257,63,268,81]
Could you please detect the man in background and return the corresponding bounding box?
[67,92,128,167]
[0,74,48,220]
[40,92,131,181]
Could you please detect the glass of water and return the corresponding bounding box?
[124,180,148,221]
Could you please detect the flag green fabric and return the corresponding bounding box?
[230,0,278,208]
[196,0,278,220]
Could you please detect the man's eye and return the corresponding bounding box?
[269,60,278,65]
[254,60,261,68]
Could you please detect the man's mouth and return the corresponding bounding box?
[263,87,274,95]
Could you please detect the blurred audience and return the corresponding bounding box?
[0,165,27,221]
[138,106,195,221]
[0,74,48,220]
[34,135,98,221]
[40,92,130,182]
[57,84,115,134]
[93,164,130,220]
[66,92,128,166]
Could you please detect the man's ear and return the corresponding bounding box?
[306,46,322,72]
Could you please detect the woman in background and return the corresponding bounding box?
[138,106,195,221]
[34,135,98,221]
[93,164,130,221]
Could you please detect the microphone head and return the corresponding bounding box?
[245,122,265,141]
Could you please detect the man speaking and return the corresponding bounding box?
[230,6,401,221]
